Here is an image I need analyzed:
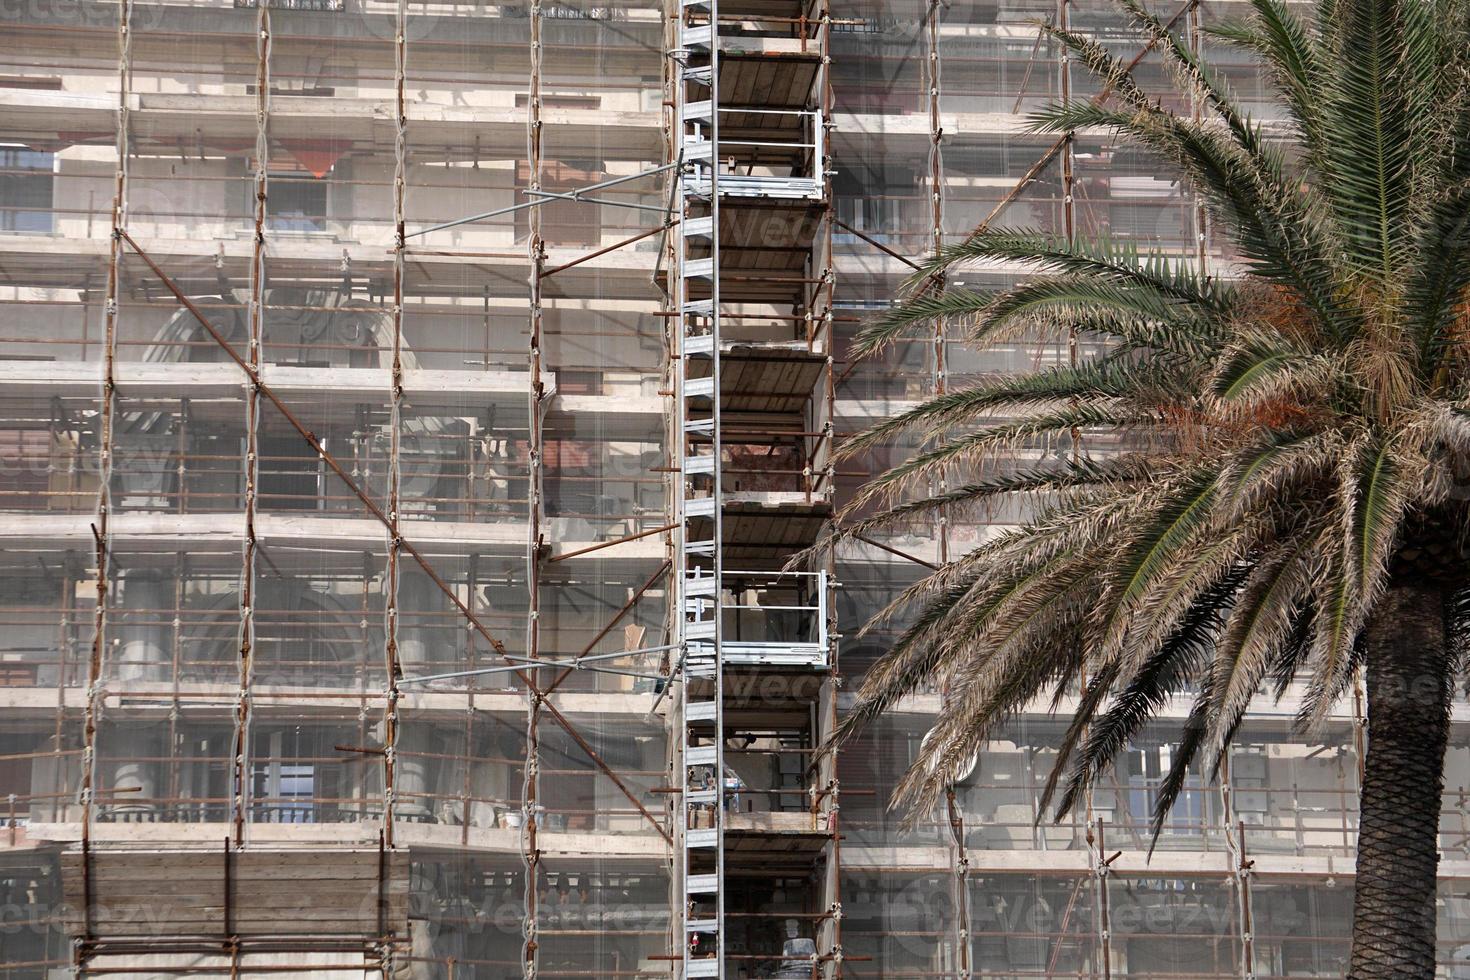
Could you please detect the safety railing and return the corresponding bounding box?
[684,569,828,669]
[681,108,824,200]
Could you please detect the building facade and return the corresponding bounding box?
[0,0,1468,977]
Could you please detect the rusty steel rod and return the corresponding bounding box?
[542,222,672,278]
[546,522,677,563]
[543,559,672,698]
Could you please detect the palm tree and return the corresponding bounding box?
[825,0,1470,975]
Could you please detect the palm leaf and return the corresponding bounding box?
[835,359,1178,461]
[915,230,1230,318]
[1206,0,1326,155]
[1048,570,1242,818]
[1028,101,1346,332]
[1322,0,1417,279]
[1203,530,1320,761]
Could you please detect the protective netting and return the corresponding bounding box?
[0,0,1466,977]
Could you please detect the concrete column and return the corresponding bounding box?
[116,570,171,684]
[108,726,166,822]
[393,573,438,821]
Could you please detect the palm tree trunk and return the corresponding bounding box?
[1347,580,1451,980]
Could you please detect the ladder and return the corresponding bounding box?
[677,0,725,974]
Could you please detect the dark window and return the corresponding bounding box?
[0,145,54,233]
[251,762,317,822]
[268,172,327,232]
[258,433,321,509]
[0,750,31,812]
[0,428,51,509]
[833,164,915,243]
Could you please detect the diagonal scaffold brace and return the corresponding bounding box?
[115,227,673,846]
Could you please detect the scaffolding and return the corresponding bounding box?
[1,0,1470,978]
[670,0,839,974]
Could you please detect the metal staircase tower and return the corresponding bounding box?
[671,0,837,973]
[676,0,728,973]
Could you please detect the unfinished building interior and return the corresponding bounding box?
[1,0,1470,976]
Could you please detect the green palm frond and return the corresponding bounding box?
[829,567,994,743]
[1215,430,1341,522]
[1117,0,1291,180]
[893,578,1097,815]
[1406,169,1470,372]
[865,269,1223,363]
[1302,538,1362,729]
[1267,606,1316,700]
[832,0,1470,861]
[1033,19,1158,116]
[1028,101,1346,331]
[1203,531,1320,759]
[1296,432,1417,731]
[847,402,1157,510]
[1206,0,1326,155]
[913,229,1231,317]
[1349,432,1419,596]
[1147,684,1237,848]
[849,289,992,360]
[1113,519,1264,672]
[1086,471,1233,666]
[1048,570,1243,818]
[829,456,1158,543]
[840,484,1148,639]
[978,275,1221,349]
[1322,0,1418,279]
[1208,337,1332,403]
[836,359,1181,461]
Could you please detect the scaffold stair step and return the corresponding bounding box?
[686,829,719,849]
[681,24,714,49]
[686,619,716,640]
[686,918,719,934]
[686,789,717,805]
[684,454,716,475]
[684,257,715,279]
[686,873,719,894]
[683,376,715,398]
[682,99,714,122]
[685,699,718,720]
[683,140,715,164]
[686,745,718,766]
[686,959,720,978]
[682,298,714,316]
[684,497,716,518]
[680,180,712,204]
[682,215,714,239]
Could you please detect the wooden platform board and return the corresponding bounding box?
[59,845,409,939]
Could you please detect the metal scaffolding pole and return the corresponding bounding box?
[229,0,270,853]
[77,0,132,962]
[383,0,410,865]
[524,3,547,972]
